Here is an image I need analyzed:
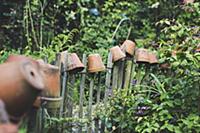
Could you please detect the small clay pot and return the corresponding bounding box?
[88,54,105,73]
[0,124,18,133]
[148,52,158,64]
[67,53,84,73]
[120,40,136,56]
[0,61,45,121]
[135,48,149,63]
[110,46,126,62]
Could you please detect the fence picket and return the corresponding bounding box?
[78,54,87,133]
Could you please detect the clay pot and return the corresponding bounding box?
[148,52,158,64]
[6,56,60,106]
[67,53,84,73]
[39,63,60,98]
[135,48,149,63]
[88,54,105,73]
[41,97,62,116]
[110,46,126,62]
[0,61,45,121]
[0,124,18,133]
[120,40,136,56]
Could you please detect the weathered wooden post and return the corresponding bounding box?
[104,52,113,103]
[59,51,68,118]
[121,40,136,90]
[78,54,87,133]
[65,53,85,132]
[110,46,126,90]
[87,54,105,133]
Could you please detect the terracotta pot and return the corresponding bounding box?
[0,61,45,121]
[41,97,62,116]
[0,124,18,133]
[39,63,60,98]
[88,54,105,73]
[6,56,60,105]
[135,48,149,63]
[110,46,126,62]
[120,40,136,56]
[148,52,158,64]
[67,53,84,73]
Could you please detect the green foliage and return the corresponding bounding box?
[1,0,200,132]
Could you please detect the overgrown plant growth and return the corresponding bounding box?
[0,0,200,133]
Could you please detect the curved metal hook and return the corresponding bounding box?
[111,17,132,41]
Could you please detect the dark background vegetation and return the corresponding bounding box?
[0,0,200,132]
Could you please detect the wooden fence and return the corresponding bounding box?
[27,50,139,133]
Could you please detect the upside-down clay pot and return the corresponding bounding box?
[0,61,45,122]
[88,54,105,73]
[67,53,84,73]
[0,124,18,133]
[135,48,149,63]
[120,40,136,56]
[110,46,126,62]
[148,52,158,64]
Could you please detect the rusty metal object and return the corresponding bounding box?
[120,40,136,56]
[67,53,84,73]
[110,46,126,62]
[135,48,149,63]
[88,54,105,73]
[0,61,45,121]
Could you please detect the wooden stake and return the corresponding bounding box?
[78,54,87,133]
[104,52,113,103]
[88,74,95,133]
[124,59,133,89]
[59,51,68,118]
[117,60,125,89]
[112,61,120,90]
